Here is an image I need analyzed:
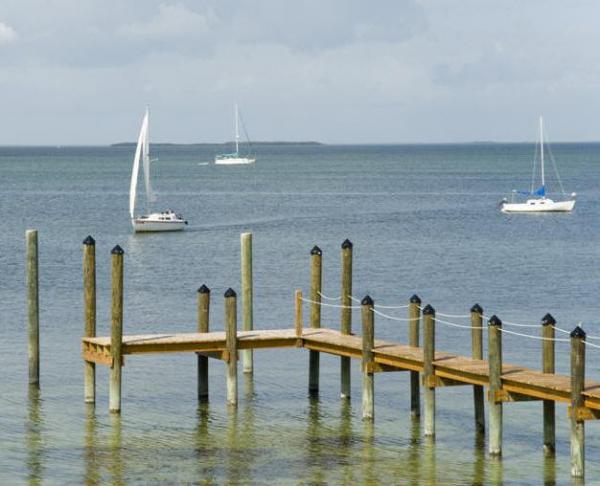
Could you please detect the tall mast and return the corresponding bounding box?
[235,103,239,155]
[539,116,545,190]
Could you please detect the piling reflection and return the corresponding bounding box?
[543,451,557,486]
[26,386,44,486]
[362,420,375,485]
[109,415,123,486]
[305,397,325,484]
[339,401,355,484]
[226,406,241,485]
[195,403,216,481]
[84,405,100,486]
[487,455,503,485]
[471,433,486,484]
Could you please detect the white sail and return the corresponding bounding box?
[129,110,148,219]
[142,107,156,203]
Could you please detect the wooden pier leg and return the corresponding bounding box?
[225,288,238,407]
[541,313,556,456]
[570,326,586,479]
[240,233,253,374]
[83,236,96,404]
[361,296,374,420]
[340,239,353,399]
[308,246,322,396]
[422,305,436,437]
[109,245,124,414]
[197,284,210,402]
[26,229,40,388]
[295,290,303,338]
[471,304,484,434]
[488,315,503,456]
[409,295,421,418]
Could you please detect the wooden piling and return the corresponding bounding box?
[197,284,210,402]
[541,313,556,456]
[109,245,124,414]
[225,288,238,406]
[295,290,303,338]
[361,295,374,420]
[340,239,353,399]
[308,246,322,396]
[570,326,586,478]
[83,236,96,404]
[240,232,253,374]
[488,315,503,456]
[409,295,421,418]
[471,304,484,434]
[422,304,436,437]
[26,229,40,387]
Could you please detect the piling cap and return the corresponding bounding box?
[224,288,236,298]
[361,295,374,306]
[422,304,435,315]
[82,235,95,246]
[541,313,556,326]
[488,315,502,327]
[470,303,483,314]
[111,245,124,255]
[409,294,421,304]
[570,326,586,339]
[341,239,353,249]
[197,284,210,294]
[310,245,322,256]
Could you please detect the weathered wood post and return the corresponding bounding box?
[422,304,436,437]
[26,229,40,387]
[225,288,238,406]
[340,239,353,399]
[295,290,303,338]
[83,235,96,403]
[308,246,322,396]
[109,245,124,414]
[471,303,484,434]
[570,326,586,478]
[409,295,421,418]
[197,284,210,402]
[240,232,253,374]
[488,315,503,456]
[361,295,374,420]
[541,313,555,456]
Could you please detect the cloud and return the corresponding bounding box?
[0,21,17,44]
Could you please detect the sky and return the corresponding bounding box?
[1,0,599,145]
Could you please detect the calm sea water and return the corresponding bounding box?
[1,143,600,484]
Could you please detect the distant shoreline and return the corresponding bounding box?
[110,141,324,147]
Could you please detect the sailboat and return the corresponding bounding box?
[129,107,187,232]
[215,104,256,165]
[500,116,576,213]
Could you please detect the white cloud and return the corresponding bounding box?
[0,21,17,44]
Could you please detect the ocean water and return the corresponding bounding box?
[1,143,600,484]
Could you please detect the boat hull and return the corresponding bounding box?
[214,157,255,165]
[133,220,187,232]
[501,199,575,213]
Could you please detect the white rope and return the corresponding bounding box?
[317,291,342,301]
[436,316,485,330]
[497,327,571,342]
[300,297,360,309]
[371,308,418,322]
[431,311,471,319]
[584,340,600,349]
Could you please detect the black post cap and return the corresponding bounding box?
[471,303,483,314]
[310,245,322,256]
[570,326,586,339]
[341,239,353,249]
[224,288,237,298]
[410,294,421,304]
[197,284,210,294]
[82,235,95,246]
[488,315,502,327]
[422,304,435,315]
[361,295,374,306]
[541,313,556,326]
[111,245,124,255]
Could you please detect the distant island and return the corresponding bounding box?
[111,141,323,147]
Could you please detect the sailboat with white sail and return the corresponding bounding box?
[215,104,256,165]
[500,116,576,213]
[129,107,187,232]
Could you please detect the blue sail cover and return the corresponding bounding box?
[517,186,545,196]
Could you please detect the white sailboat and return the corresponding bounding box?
[130,107,187,232]
[215,104,256,165]
[501,116,576,213]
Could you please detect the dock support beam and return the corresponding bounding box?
[361,296,374,420]
[109,245,124,414]
[308,246,322,396]
[340,239,353,399]
[83,236,96,404]
[422,304,435,437]
[488,315,503,456]
[295,290,303,338]
[409,295,421,418]
[570,326,586,478]
[26,229,40,388]
[225,288,238,407]
[471,304,484,434]
[197,285,210,402]
[241,233,253,374]
[541,313,555,456]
